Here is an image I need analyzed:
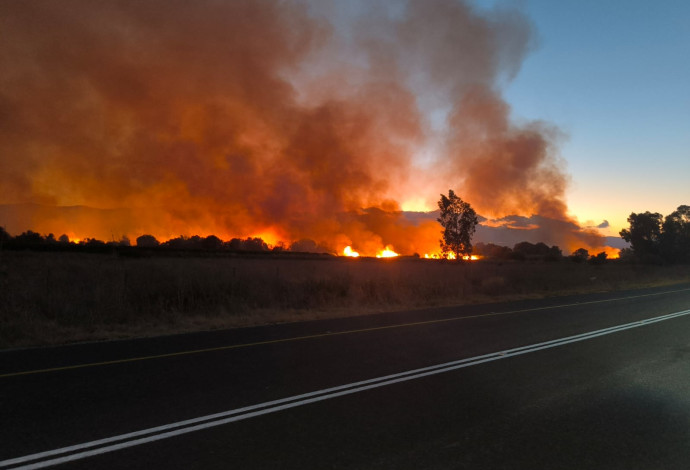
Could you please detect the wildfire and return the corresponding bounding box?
[343,246,360,257]
[424,252,480,260]
[342,245,399,258]
[1,2,621,271]
[376,246,399,258]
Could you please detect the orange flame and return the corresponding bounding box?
[343,246,360,257]
[423,252,480,260]
[376,246,399,258]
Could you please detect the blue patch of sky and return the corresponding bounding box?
[496,0,690,221]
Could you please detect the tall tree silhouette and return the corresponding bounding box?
[437,190,478,259]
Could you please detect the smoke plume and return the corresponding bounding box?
[0,0,605,254]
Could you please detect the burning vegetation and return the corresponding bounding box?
[1,0,612,257]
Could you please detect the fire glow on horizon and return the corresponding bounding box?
[0,0,617,258]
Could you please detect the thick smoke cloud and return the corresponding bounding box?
[0,0,605,254]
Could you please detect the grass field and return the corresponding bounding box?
[2,251,690,348]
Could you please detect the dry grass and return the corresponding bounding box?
[2,251,690,348]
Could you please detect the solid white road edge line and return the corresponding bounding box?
[4,308,690,470]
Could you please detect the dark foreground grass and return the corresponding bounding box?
[2,251,690,348]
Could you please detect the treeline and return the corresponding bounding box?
[474,242,609,264]
[619,205,690,264]
[0,226,615,262]
[0,228,319,255]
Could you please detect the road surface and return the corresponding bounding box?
[3,283,690,469]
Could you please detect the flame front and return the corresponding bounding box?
[424,252,480,260]
[343,246,360,257]
[376,246,399,258]
[343,245,399,258]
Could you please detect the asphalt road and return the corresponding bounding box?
[3,283,690,469]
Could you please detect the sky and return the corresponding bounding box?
[497,0,690,235]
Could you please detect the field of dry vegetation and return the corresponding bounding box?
[2,251,690,348]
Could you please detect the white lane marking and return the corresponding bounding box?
[4,308,690,470]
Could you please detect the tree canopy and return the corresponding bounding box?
[661,205,690,262]
[437,190,478,259]
[619,211,662,257]
[620,205,690,263]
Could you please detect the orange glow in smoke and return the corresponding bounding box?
[602,246,621,259]
[250,230,282,248]
[566,243,621,260]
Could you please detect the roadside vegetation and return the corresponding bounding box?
[2,250,690,348]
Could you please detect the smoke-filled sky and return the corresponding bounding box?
[1,0,686,255]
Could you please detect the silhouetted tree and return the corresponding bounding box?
[545,245,563,262]
[513,241,535,256]
[474,242,513,259]
[242,237,269,251]
[437,190,478,259]
[226,237,269,252]
[161,235,207,250]
[511,241,562,261]
[589,251,608,265]
[513,242,552,258]
[136,234,160,247]
[660,205,690,262]
[0,226,10,246]
[569,248,589,263]
[620,211,662,259]
[58,234,70,244]
[187,235,204,249]
[163,236,189,249]
[80,238,106,247]
[618,247,635,262]
[15,230,44,245]
[202,235,223,251]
